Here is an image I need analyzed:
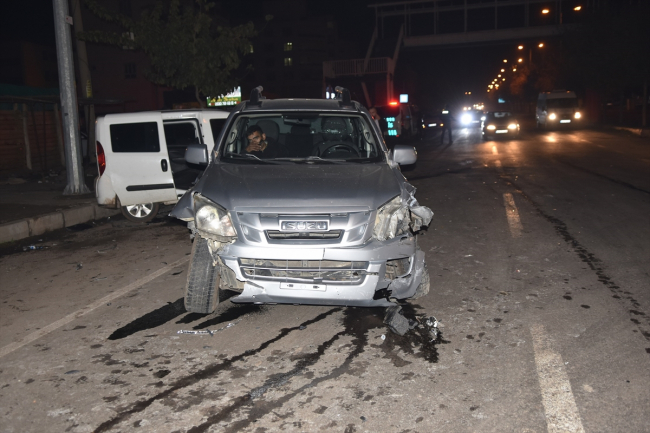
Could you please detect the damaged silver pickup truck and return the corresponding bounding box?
[170,87,433,314]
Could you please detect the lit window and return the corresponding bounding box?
[284,57,293,67]
[284,42,293,51]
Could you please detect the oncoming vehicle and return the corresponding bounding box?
[170,87,434,314]
[536,91,582,128]
[95,109,229,222]
[460,109,482,127]
[481,111,520,139]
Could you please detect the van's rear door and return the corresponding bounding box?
[105,113,177,207]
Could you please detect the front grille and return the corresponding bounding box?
[266,230,342,240]
[240,259,368,284]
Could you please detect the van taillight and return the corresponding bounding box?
[97,141,106,175]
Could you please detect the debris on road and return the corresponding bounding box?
[384,305,440,341]
[76,263,83,270]
[22,245,48,251]
[177,320,240,336]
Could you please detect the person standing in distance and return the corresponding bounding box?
[440,105,456,144]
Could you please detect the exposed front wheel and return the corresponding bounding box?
[184,237,220,314]
[121,203,160,223]
[411,263,430,299]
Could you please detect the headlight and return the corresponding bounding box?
[549,113,557,120]
[574,112,581,119]
[461,113,472,125]
[194,194,236,239]
[508,123,518,130]
[373,196,409,241]
[487,125,496,130]
[480,116,486,121]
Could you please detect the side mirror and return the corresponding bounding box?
[185,143,208,166]
[392,144,417,165]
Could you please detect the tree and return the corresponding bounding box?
[80,0,265,106]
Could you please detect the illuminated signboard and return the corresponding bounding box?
[399,94,408,103]
[386,116,398,136]
[207,86,241,107]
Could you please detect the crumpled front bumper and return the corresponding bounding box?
[217,235,426,307]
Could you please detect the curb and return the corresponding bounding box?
[0,204,120,244]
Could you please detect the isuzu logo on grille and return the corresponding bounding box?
[280,221,328,231]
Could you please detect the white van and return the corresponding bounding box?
[95,109,229,222]
[536,91,583,128]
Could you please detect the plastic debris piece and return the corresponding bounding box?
[424,316,439,341]
[23,245,47,251]
[384,305,410,336]
[177,320,242,336]
[76,263,83,270]
[299,325,306,330]
[380,334,386,340]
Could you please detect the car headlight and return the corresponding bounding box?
[194,194,236,239]
[508,123,518,130]
[373,196,409,241]
[461,113,472,125]
[549,113,557,120]
[574,112,581,119]
[487,125,496,130]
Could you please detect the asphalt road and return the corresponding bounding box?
[1,126,649,432]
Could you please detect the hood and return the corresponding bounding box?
[180,162,402,215]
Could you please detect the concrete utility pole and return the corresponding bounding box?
[72,0,96,163]
[53,0,90,194]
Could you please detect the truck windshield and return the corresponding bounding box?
[219,113,383,163]
[547,98,578,109]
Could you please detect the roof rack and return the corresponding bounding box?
[334,86,354,107]
[247,86,265,107]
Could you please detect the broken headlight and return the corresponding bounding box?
[194,194,236,240]
[373,196,410,241]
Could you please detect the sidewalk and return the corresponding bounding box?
[0,170,119,244]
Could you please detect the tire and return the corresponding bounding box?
[184,237,220,314]
[121,202,160,223]
[412,263,430,299]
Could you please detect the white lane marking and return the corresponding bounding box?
[503,193,523,238]
[530,324,585,433]
[0,256,190,359]
[495,159,504,174]
[492,145,498,155]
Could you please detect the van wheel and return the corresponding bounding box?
[121,203,160,223]
[184,237,220,314]
[412,263,430,299]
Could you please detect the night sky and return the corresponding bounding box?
[0,0,592,110]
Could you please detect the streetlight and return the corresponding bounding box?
[498,74,502,77]
[501,69,505,72]
[518,45,524,50]
[503,59,508,63]
[574,6,582,11]
[538,43,544,48]
[518,58,523,63]
[542,8,550,14]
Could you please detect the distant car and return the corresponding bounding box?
[459,109,483,127]
[95,109,229,222]
[481,111,520,139]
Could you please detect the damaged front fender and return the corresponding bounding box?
[372,182,433,241]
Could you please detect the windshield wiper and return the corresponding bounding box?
[223,152,278,163]
[273,156,349,164]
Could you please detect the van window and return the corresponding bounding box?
[110,122,160,153]
[164,122,200,146]
[210,119,227,143]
